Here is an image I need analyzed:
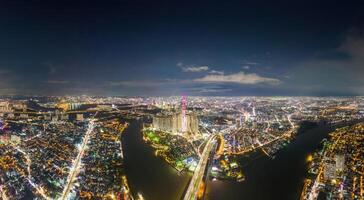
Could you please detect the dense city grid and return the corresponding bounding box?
[0,96,363,199]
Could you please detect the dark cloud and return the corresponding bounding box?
[46,80,70,84]
[0,1,363,96]
[288,31,364,95]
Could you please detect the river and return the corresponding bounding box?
[122,120,359,200]
[122,121,191,200]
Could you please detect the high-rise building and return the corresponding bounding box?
[56,102,82,111]
[76,114,84,121]
[323,162,336,180]
[152,112,198,134]
[152,96,199,135]
[335,154,345,172]
[0,102,13,113]
[181,96,187,133]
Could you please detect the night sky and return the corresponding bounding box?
[0,0,364,96]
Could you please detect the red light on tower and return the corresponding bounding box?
[181,95,187,133]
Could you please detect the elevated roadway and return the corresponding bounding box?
[183,135,217,200]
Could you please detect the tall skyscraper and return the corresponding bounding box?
[181,95,187,133]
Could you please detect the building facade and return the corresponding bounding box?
[152,112,199,134]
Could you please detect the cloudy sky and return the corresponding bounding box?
[0,0,364,96]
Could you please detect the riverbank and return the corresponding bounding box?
[205,119,364,200]
[142,128,199,173]
[121,119,362,200]
[122,121,191,200]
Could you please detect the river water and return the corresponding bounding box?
[205,123,335,200]
[122,120,357,200]
[122,121,191,200]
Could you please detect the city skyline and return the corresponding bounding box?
[1,2,364,199]
[1,95,363,199]
[0,1,364,96]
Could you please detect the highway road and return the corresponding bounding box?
[231,127,293,155]
[60,119,95,200]
[183,135,216,200]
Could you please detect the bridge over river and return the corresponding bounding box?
[183,135,217,200]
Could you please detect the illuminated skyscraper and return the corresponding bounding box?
[181,95,187,133]
[152,96,199,135]
[152,112,198,134]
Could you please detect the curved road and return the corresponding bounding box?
[183,135,216,200]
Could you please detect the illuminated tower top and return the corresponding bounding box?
[181,95,187,133]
